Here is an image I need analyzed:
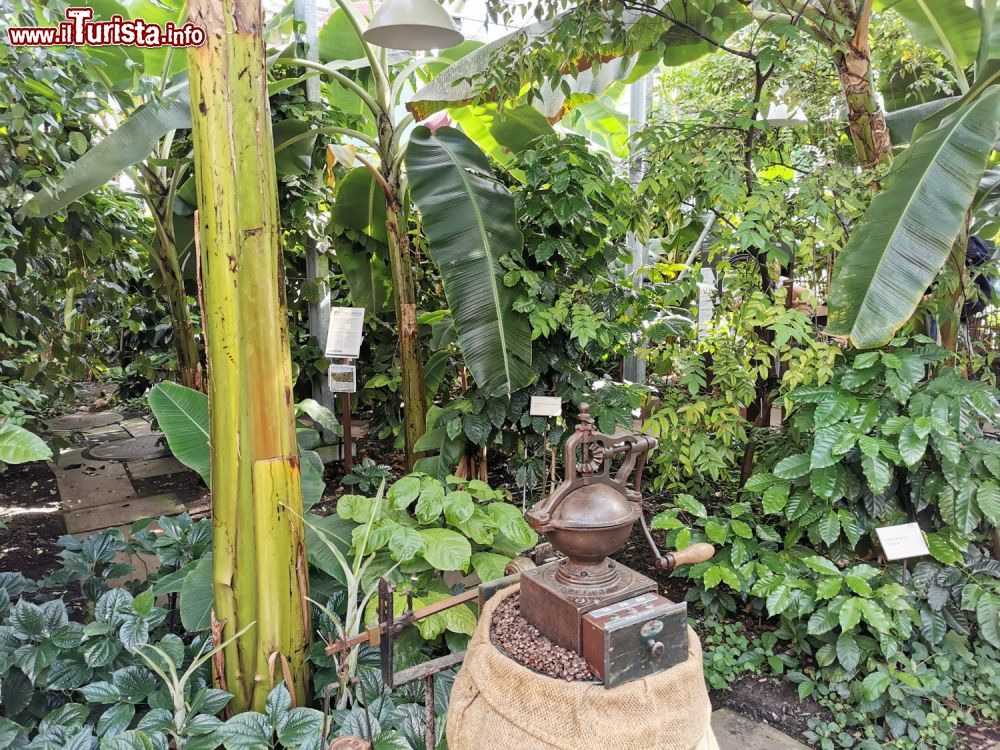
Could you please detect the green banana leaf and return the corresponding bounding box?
[331,235,393,314]
[332,168,388,244]
[21,91,191,218]
[564,84,630,156]
[489,105,556,153]
[406,126,534,396]
[828,88,1000,348]
[317,5,368,63]
[912,60,1000,141]
[407,1,746,121]
[122,0,188,78]
[179,553,213,631]
[84,0,145,89]
[874,0,981,80]
[983,0,999,68]
[880,66,955,114]
[406,9,667,120]
[449,103,555,168]
[148,381,327,507]
[885,97,958,144]
[147,381,210,484]
[660,0,750,67]
[272,119,316,177]
[527,52,659,121]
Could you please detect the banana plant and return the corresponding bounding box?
[828,1,1000,349]
[285,0,470,469]
[187,0,311,711]
[406,126,535,396]
[287,2,544,469]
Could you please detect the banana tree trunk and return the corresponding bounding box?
[832,0,892,168]
[380,121,426,470]
[939,227,970,356]
[148,233,202,391]
[188,0,311,712]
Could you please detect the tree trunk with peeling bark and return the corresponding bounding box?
[188,0,311,712]
[832,0,892,168]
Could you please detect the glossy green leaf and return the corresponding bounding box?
[836,631,861,671]
[839,598,864,632]
[897,422,928,466]
[470,552,510,582]
[978,479,1000,524]
[418,528,472,572]
[406,126,534,395]
[773,454,811,479]
[0,422,51,464]
[861,670,891,700]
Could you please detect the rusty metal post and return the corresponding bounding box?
[424,674,435,750]
[377,578,394,688]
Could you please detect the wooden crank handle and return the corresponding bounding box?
[659,543,716,571]
[505,556,536,575]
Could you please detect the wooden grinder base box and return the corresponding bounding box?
[581,593,688,688]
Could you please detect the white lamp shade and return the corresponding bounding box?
[757,85,809,127]
[759,101,809,127]
[362,0,464,51]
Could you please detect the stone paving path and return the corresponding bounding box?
[712,708,808,749]
[45,411,197,537]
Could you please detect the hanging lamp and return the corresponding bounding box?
[362,0,464,51]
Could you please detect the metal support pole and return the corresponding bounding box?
[294,0,337,443]
[341,359,354,473]
[623,73,650,386]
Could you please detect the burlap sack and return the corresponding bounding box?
[447,584,715,750]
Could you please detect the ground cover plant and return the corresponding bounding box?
[1,0,999,748]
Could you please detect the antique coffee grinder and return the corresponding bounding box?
[520,404,715,687]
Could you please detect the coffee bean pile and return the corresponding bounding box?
[490,594,597,682]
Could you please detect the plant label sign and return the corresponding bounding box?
[875,522,930,561]
[696,267,715,340]
[325,307,365,359]
[327,364,356,394]
[530,396,563,417]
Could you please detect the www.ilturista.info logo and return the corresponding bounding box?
[7,7,205,48]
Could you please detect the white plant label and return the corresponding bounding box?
[875,522,930,561]
[696,267,715,340]
[529,396,563,417]
[325,307,365,359]
[327,364,356,394]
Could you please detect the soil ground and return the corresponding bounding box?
[0,461,66,580]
